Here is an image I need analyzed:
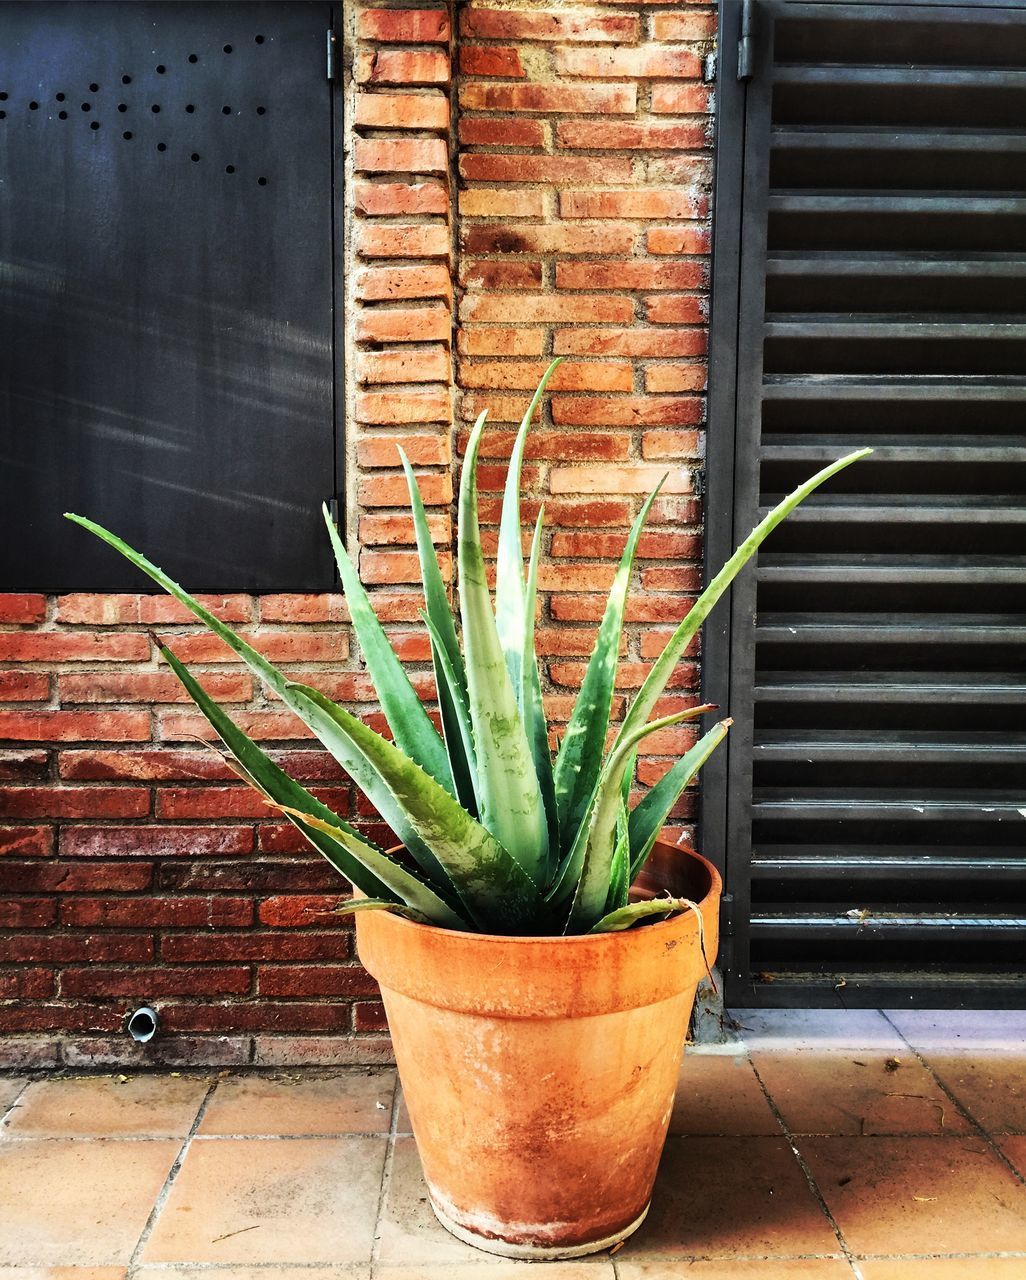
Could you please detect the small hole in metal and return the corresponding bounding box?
[123,130,133,139]
[156,65,166,74]
[151,104,160,113]
[89,82,99,92]
[90,120,100,130]
[256,106,266,115]
[81,102,91,112]
[157,141,167,151]
[225,164,235,173]
[55,92,65,102]
[122,74,132,85]
[118,103,127,112]
[29,101,38,110]
[257,176,267,186]
[188,53,198,63]
[222,105,231,114]
[58,110,67,119]
[223,44,233,53]
[0,112,6,120]
[191,152,200,161]
[185,104,195,113]
[255,34,265,44]
[0,92,8,101]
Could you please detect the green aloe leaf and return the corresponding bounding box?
[495,357,562,697]
[333,899,431,924]
[458,410,549,880]
[628,717,731,882]
[562,704,718,932]
[589,897,702,934]
[604,800,630,914]
[321,504,454,796]
[284,682,550,934]
[421,609,479,815]
[612,448,872,757]
[522,506,559,870]
[553,482,663,854]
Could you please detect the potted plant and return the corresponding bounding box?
[68,362,868,1259]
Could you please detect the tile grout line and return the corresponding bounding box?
[368,1066,402,1280]
[745,1045,866,1280]
[879,1010,1026,1188]
[124,1076,220,1278]
[0,1077,33,1129]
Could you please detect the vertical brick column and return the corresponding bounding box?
[456,2,716,827]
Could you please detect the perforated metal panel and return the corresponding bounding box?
[707,0,1026,1007]
[0,2,337,590]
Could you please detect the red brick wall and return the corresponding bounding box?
[0,0,715,1070]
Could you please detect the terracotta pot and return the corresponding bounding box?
[355,839,721,1260]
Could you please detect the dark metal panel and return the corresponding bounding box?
[0,2,336,591]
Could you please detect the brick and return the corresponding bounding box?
[258,966,379,998]
[557,261,707,292]
[645,364,707,393]
[642,429,703,459]
[157,711,313,743]
[60,825,255,858]
[640,628,701,660]
[461,224,635,256]
[167,1002,351,1034]
[0,860,153,894]
[555,48,701,79]
[551,531,701,559]
[0,633,149,663]
[461,7,637,41]
[355,387,451,426]
[354,136,448,175]
[62,966,252,999]
[358,48,450,86]
[460,259,541,290]
[560,189,707,220]
[0,1038,59,1069]
[356,432,450,467]
[62,1034,251,1069]
[354,90,448,132]
[0,750,49,781]
[0,786,149,819]
[555,329,707,357]
[651,84,713,115]
[252,1035,395,1066]
[647,225,712,256]
[459,83,637,115]
[0,934,153,964]
[60,896,252,928]
[643,566,704,591]
[461,294,633,324]
[558,120,709,151]
[258,894,346,927]
[0,711,151,744]
[0,593,46,623]
[551,396,702,428]
[58,673,252,705]
[549,464,693,495]
[354,180,448,216]
[647,294,708,324]
[460,360,632,394]
[459,155,633,184]
[359,8,450,42]
[0,672,50,701]
[360,511,450,544]
[163,933,351,963]
[354,264,452,303]
[158,630,349,664]
[652,12,718,41]
[358,348,451,389]
[552,595,700,625]
[0,1006,123,1033]
[356,304,451,344]
[550,661,696,691]
[0,897,56,928]
[360,473,452,508]
[353,1001,389,1033]
[458,188,545,218]
[464,430,630,462]
[58,748,234,782]
[54,594,253,625]
[457,328,545,357]
[459,117,544,147]
[361,549,451,585]
[155,787,283,819]
[0,825,53,858]
[459,45,526,78]
[357,223,450,260]
[258,595,347,624]
[0,968,54,1000]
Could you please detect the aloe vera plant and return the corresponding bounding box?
[67,361,869,936]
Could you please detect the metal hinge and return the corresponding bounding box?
[326,496,340,528]
[693,467,707,500]
[326,27,338,82]
[738,0,755,81]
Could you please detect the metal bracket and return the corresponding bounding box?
[703,51,717,85]
[326,27,338,82]
[325,496,340,529]
[693,467,707,500]
[738,0,755,81]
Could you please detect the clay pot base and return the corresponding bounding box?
[429,1195,650,1260]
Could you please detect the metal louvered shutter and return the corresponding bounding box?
[706,0,1026,1008]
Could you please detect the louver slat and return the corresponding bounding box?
[717,1,1026,1007]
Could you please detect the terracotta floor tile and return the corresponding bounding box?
[141,1136,386,1264]
[859,1261,1026,1280]
[997,1133,1026,1176]
[752,1052,969,1136]
[0,1271,128,1280]
[3,1075,209,1138]
[670,1052,782,1135]
[198,1070,395,1136]
[885,1010,1026,1051]
[924,1054,1026,1134]
[0,1139,179,1265]
[626,1136,840,1259]
[618,1262,854,1279]
[799,1135,1026,1256]
[134,1269,369,1279]
[728,1009,904,1051]
[374,1265,614,1278]
[0,1078,27,1118]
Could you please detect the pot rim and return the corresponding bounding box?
[358,840,721,946]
